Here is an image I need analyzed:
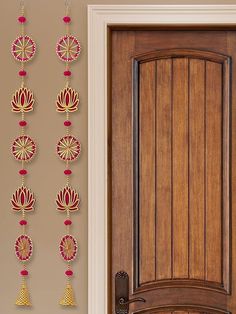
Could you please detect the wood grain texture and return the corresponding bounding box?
[111,31,135,313]
[172,58,189,279]
[139,61,156,284]
[111,30,232,314]
[205,61,222,283]
[136,53,229,287]
[134,311,208,314]
[132,306,229,314]
[156,59,172,280]
[189,59,205,280]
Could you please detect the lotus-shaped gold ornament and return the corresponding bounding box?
[11,87,35,113]
[56,87,79,113]
[11,186,35,212]
[56,185,80,212]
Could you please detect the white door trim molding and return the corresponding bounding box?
[87,5,236,314]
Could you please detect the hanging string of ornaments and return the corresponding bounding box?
[10,0,36,307]
[55,0,81,306]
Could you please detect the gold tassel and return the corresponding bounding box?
[59,283,76,306]
[15,281,31,306]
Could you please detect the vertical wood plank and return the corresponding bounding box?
[156,59,172,280]
[111,31,136,312]
[189,59,205,280]
[139,61,156,284]
[173,58,189,278]
[205,61,222,283]
[222,59,230,293]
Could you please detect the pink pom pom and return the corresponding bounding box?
[20,270,29,276]
[19,70,27,77]
[19,220,27,226]
[19,120,27,126]
[64,70,71,76]
[64,120,71,126]
[64,219,72,226]
[63,16,71,23]
[18,16,26,23]
[19,169,27,175]
[64,169,72,175]
[65,270,73,276]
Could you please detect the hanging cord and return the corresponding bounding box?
[65,0,71,8]
[20,0,25,13]
[65,0,71,15]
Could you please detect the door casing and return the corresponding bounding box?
[87,5,236,314]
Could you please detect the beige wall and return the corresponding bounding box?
[0,0,235,313]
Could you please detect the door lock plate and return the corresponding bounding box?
[115,271,129,314]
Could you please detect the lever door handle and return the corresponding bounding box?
[115,271,146,314]
[119,297,146,305]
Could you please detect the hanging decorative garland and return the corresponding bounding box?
[56,0,81,307]
[10,0,36,306]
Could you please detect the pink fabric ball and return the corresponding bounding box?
[19,169,27,175]
[19,120,27,126]
[65,270,73,276]
[63,16,71,23]
[18,16,26,23]
[64,169,72,175]
[64,219,72,226]
[19,70,27,77]
[64,120,72,126]
[64,70,72,76]
[20,270,29,276]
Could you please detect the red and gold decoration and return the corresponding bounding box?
[10,0,36,306]
[11,35,36,62]
[11,186,35,212]
[59,235,78,262]
[56,86,79,113]
[56,185,80,212]
[56,35,81,62]
[57,135,81,161]
[11,87,35,112]
[12,135,36,162]
[56,0,81,306]
[15,235,33,262]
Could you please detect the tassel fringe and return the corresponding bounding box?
[15,281,31,306]
[59,283,76,306]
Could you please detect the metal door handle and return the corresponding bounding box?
[115,271,146,314]
[119,297,146,305]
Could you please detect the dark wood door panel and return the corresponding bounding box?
[111,30,234,314]
[135,50,230,294]
[133,311,223,314]
[133,306,229,314]
[134,31,228,56]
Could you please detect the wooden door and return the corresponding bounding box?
[110,29,236,314]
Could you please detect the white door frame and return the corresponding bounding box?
[87,5,236,314]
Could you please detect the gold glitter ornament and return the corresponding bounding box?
[59,283,76,306]
[15,281,31,306]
